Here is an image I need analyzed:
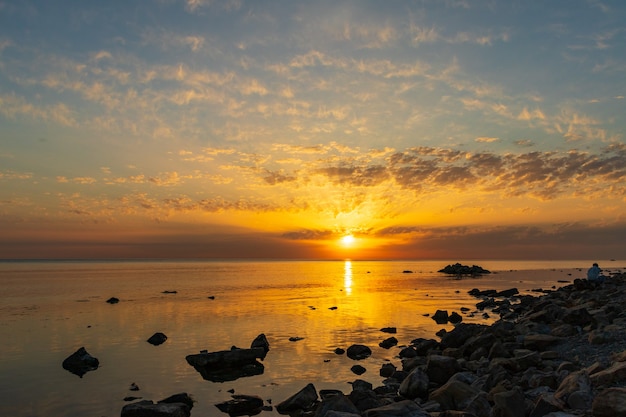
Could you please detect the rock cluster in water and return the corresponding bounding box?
[438,263,491,276]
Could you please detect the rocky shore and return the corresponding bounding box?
[90,271,626,417]
[255,273,626,417]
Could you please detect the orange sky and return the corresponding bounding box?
[1,1,625,260]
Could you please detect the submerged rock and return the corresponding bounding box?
[121,399,190,417]
[61,347,99,377]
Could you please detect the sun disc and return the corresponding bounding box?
[340,234,355,246]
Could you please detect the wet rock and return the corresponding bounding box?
[186,346,266,382]
[215,394,264,416]
[121,400,190,417]
[554,370,592,410]
[591,387,626,417]
[398,366,429,400]
[379,337,398,349]
[380,327,397,334]
[314,393,360,417]
[363,399,430,417]
[250,333,270,357]
[351,365,366,375]
[346,344,372,360]
[62,347,99,377]
[106,297,119,304]
[334,348,345,355]
[349,389,383,412]
[159,393,194,409]
[491,387,526,417]
[432,310,449,324]
[429,379,481,411]
[276,383,318,414]
[589,361,626,386]
[147,332,168,346]
[496,288,519,297]
[449,311,463,324]
[379,363,396,378]
[426,355,461,385]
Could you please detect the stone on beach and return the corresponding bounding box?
[121,399,191,417]
[276,383,318,414]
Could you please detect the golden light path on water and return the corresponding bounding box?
[344,260,353,295]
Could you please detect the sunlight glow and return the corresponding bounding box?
[340,234,356,247]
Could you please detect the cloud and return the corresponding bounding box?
[475,137,499,143]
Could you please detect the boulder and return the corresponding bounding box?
[379,337,398,349]
[62,347,99,377]
[554,370,592,410]
[429,379,481,411]
[215,395,264,416]
[147,332,168,346]
[346,344,372,360]
[426,355,461,385]
[349,388,383,412]
[351,365,366,375]
[185,347,266,382]
[432,310,449,324]
[491,387,526,417]
[448,312,463,324]
[250,333,270,357]
[121,400,190,417]
[589,361,626,386]
[591,387,626,417]
[363,399,431,417]
[314,394,360,417]
[276,383,318,414]
[398,366,429,400]
[379,363,396,377]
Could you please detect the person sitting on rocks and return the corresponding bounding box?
[587,262,605,283]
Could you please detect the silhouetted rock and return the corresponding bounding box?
[276,383,318,414]
[147,332,168,346]
[346,344,372,360]
[215,395,264,416]
[106,297,119,304]
[186,346,266,382]
[438,263,491,276]
[121,399,190,417]
[62,347,99,377]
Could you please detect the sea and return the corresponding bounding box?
[0,259,623,416]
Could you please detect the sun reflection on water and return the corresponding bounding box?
[344,260,352,295]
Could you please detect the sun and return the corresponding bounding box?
[340,234,356,247]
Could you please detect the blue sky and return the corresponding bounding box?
[0,0,624,259]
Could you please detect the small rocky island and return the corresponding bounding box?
[438,262,491,276]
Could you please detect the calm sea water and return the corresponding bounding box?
[0,259,623,416]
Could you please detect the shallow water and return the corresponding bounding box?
[0,259,622,416]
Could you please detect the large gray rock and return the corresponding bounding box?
[276,383,318,414]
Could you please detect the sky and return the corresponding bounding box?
[0,0,625,260]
